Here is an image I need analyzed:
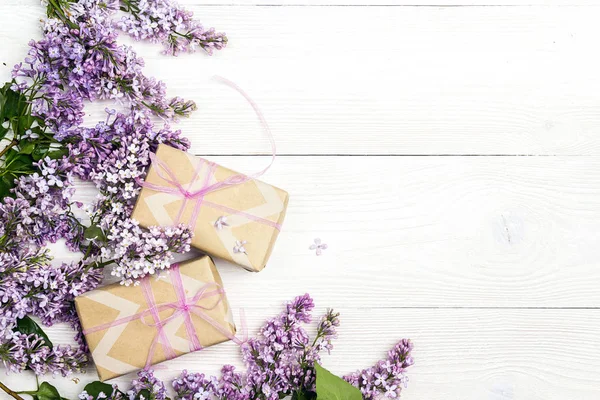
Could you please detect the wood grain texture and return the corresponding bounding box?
[1,2,600,399]
[36,156,600,308]
[3,308,600,400]
[4,155,600,398]
[3,5,600,154]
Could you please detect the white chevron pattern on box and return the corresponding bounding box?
[85,290,141,375]
[142,153,285,269]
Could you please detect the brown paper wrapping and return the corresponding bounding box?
[131,144,289,272]
[74,256,235,381]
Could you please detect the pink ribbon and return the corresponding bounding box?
[83,265,244,370]
[137,76,281,231]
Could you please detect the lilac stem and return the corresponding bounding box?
[0,382,24,400]
[0,139,18,159]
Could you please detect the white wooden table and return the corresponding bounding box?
[2,1,600,399]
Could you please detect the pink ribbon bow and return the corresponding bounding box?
[137,76,281,231]
[83,265,246,370]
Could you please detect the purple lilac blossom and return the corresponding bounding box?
[343,339,414,399]
[1,0,208,376]
[173,294,337,400]
[13,0,198,129]
[77,295,413,400]
[117,0,228,56]
[87,109,192,285]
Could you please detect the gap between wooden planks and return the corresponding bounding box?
[4,308,600,400]
[58,155,600,308]
[3,5,600,154]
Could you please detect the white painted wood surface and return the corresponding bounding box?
[2,1,600,399]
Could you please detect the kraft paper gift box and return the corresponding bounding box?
[74,256,236,381]
[131,144,289,272]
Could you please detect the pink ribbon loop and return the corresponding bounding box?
[137,76,281,231]
[83,265,244,370]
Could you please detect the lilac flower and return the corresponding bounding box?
[105,220,192,286]
[214,216,229,230]
[117,0,227,56]
[233,240,248,254]
[10,158,83,251]
[0,329,90,376]
[314,309,340,354]
[343,339,414,399]
[309,238,328,255]
[81,296,412,400]
[14,0,197,123]
[129,369,168,400]
[172,370,218,400]
[0,0,212,378]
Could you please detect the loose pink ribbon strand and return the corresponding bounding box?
[83,264,246,370]
[137,75,281,231]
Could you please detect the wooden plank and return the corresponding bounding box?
[2,6,600,154]
[56,156,600,308]
[3,308,600,399]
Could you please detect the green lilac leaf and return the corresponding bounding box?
[7,153,35,174]
[32,144,50,161]
[18,115,35,134]
[0,124,8,141]
[33,382,62,400]
[136,389,151,400]
[0,175,15,200]
[47,147,69,160]
[292,390,317,400]
[2,86,28,121]
[19,141,36,155]
[83,382,114,399]
[84,225,105,241]
[14,316,54,349]
[315,363,362,400]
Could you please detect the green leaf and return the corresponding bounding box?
[292,390,317,400]
[47,147,69,160]
[83,382,114,399]
[14,316,54,349]
[19,141,36,155]
[17,115,35,134]
[31,382,62,400]
[136,389,151,400]
[0,175,16,200]
[1,85,28,122]
[32,143,50,161]
[84,225,105,242]
[315,363,362,400]
[5,148,34,167]
[0,123,8,141]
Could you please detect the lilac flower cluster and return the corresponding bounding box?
[0,196,102,375]
[344,339,414,399]
[0,331,88,376]
[1,0,219,376]
[75,295,413,400]
[104,219,192,286]
[118,0,228,56]
[10,157,83,251]
[129,369,170,400]
[170,295,346,400]
[83,109,192,285]
[14,0,197,129]
[172,370,219,400]
[89,109,189,226]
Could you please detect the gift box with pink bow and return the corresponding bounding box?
[131,144,289,272]
[74,256,239,381]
